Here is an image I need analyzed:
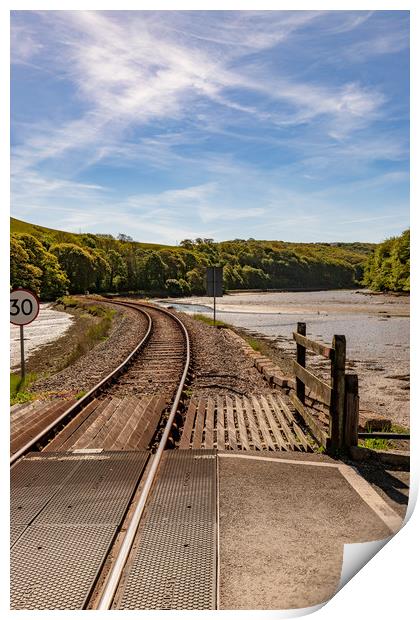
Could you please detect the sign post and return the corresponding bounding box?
[206,266,223,326]
[10,288,40,381]
[20,325,25,381]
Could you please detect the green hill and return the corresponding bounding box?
[11,217,377,300]
[10,217,174,251]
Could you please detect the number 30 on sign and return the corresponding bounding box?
[10,288,40,326]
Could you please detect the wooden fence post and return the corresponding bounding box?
[330,335,346,450]
[296,322,306,404]
[344,374,359,448]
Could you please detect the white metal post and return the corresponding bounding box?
[20,324,25,382]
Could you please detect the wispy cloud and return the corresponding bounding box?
[344,28,408,61]
[12,10,389,171]
[10,10,409,243]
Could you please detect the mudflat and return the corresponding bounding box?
[160,290,410,428]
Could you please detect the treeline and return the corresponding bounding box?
[363,229,409,292]
[10,218,374,300]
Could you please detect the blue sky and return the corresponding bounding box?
[10,10,409,244]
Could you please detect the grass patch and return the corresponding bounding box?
[359,422,410,451]
[192,313,229,328]
[391,423,410,434]
[246,337,263,352]
[10,372,38,405]
[360,437,391,451]
[57,297,116,369]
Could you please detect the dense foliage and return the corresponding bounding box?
[11,217,376,300]
[363,229,410,292]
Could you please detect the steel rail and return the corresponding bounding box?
[10,302,153,465]
[96,301,191,610]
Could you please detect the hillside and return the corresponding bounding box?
[363,229,409,292]
[10,217,174,251]
[11,217,376,300]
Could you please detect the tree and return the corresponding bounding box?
[91,249,111,291]
[10,237,42,293]
[12,234,69,298]
[117,233,134,242]
[363,230,409,292]
[106,249,127,291]
[143,252,168,290]
[223,264,244,289]
[242,265,270,288]
[165,278,191,296]
[186,268,206,294]
[157,250,186,280]
[50,243,96,293]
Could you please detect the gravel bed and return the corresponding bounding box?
[178,313,272,399]
[30,302,148,396]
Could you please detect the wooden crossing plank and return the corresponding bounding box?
[130,397,159,450]
[251,396,276,451]
[90,398,131,448]
[192,400,206,449]
[259,395,288,451]
[10,400,78,455]
[43,399,101,452]
[217,396,226,450]
[204,397,216,449]
[101,397,140,450]
[270,393,311,451]
[136,397,167,449]
[129,397,160,445]
[234,396,250,451]
[10,401,31,418]
[265,393,301,451]
[10,399,48,424]
[291,420,311,452]
[274,393,295,424]
[225,396,238,450]
[179,400,197,449]
[58,399,112,451]
[113,397,154,450]
[11,400,69,439]
[243,397,262,451]
[71,398,121,449]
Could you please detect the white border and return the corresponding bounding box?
[2,3,417,620]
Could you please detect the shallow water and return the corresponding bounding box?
[155,290,410,425]
[10,303,74,369]
[155,290,409,360]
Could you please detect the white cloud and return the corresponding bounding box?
[10,11,408,243]
[10,21,44,64]
[345,29,408,60]
[11,10,390,175]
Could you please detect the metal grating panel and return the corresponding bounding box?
[117,449,217,610]
[10,451,149,609]
[37,452,148,525]
[11,454,82,544]
[11,524,115,609]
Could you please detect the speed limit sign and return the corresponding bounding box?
[10,288,40,326]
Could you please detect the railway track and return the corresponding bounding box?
[10,299,405,611]
[10,299,191,463]
[10,298,312,610]
[11,298,193,610]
